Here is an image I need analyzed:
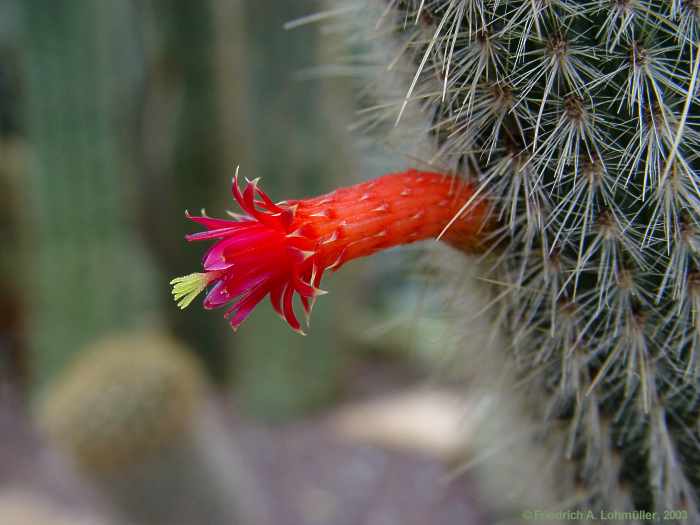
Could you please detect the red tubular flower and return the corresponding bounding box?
[171,168,492,334]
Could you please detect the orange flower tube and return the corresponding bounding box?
[171,169,492,334]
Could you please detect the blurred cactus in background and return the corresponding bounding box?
[0,114,26,390]
[22,0,160,389]
[137,0,249,382]
[39,334,205,473]
[227,0,353,420]
[341,0,700,521]
[39,332,264,525]
[0,1,27,392]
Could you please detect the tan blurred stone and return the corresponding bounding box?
[0,487,113,525]
[329,388,473,460]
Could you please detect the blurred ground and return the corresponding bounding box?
[0,394,118,524]
[232,413,486,525]
[230,358,487,525]
[1,359,488,525]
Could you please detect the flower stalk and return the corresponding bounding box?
[171,168,492,333]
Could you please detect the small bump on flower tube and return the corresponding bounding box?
[170,167,492,334]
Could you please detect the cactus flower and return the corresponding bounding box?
[171,168,491,334]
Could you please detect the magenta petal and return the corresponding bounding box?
[203,280,229,309]
[283,283,301,331]
[231,177,284,229]
[202,229,278,270]
[312,268,325,288]
[202,242,235,271]
[300,295,311,315]
[203,272,268,309]
[187,227,240,241]
[225,272,271,300]
[270,283,284,317]
[254,186,285,214]
[202,257,234,272]
[187,221,261,242]
[242,181,258,216]
[293,276,316,298]
[226,285,269,331]
[186,213,240,230]
[232,175,248,213]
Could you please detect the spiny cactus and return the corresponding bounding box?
[338,0,700,521]
[38,333,261,525]
[38,333,206,473]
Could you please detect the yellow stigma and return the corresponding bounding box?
[170,273,209,309]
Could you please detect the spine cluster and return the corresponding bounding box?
[352,0,700,519]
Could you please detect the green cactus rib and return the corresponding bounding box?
[358,0,700,518]
[22,0,159,388]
